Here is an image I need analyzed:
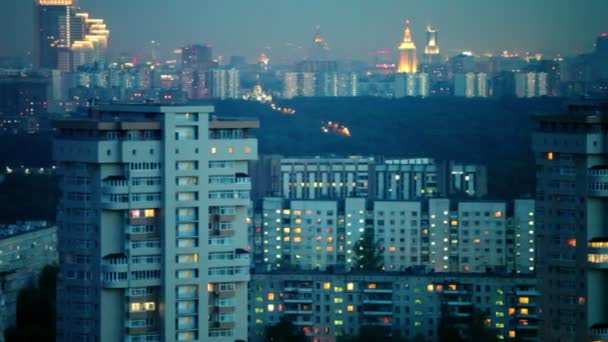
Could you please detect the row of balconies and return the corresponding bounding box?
[589,167,608,197]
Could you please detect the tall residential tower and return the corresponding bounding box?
[53,104,258,342]
[533,103,608,342]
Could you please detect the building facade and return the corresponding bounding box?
[255,197,535,275]
[532,104,608,342]
[248,271,539,342]
[0,222,57,341]
[53,104,258,341]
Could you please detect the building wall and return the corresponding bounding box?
[54,105,257,342]
[248,272,538,342]
[0,224,57,341]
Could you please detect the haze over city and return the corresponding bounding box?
[2,1,608,342]
[2,0,608,62]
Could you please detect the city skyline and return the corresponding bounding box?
[2,0,608,64]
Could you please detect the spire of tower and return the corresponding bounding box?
[403,19,413,43]
[397,18,418,73]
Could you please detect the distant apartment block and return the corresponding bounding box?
[251,156,487,201]
[254,198,534,275]
[0,222,57,340]
[249,271,539,342]
[454,72,488,97]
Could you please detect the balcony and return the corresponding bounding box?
[590,323,608,342]
[362,287,392,294]
[283,295,313,304]
[588,239,608,269]
[362,310,393,316]
[284,284,313,293]
[284,309,313,315]
[291,319,313,326]
[588,167,608,197]
[101,253,128,272]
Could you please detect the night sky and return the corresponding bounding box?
[2,0,608,63]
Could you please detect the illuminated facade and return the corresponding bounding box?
[34,0,77,69]
[423,25,441,64]
[207,68,240,99]
[533,105,608,342]
[397,19,418,74]
[454,73,488,97]
[249,272,538,342]
[34,0,109,71]
[257,197,534,274]
[394,72,429,97]
[70,12,110,69]
[53,105,258,342]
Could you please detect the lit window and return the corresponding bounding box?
[267,304,275,312]
[144,302,155,311]
[568,239,577,247]
[347,305,355,312]
[346,283,354,291]
[427,284,434,292]
[509,331,516,338]
[244,146,252,153]
[518,297,529,304]
[334,298,343,303]
[494,211,503,218]
[144,209,155,217]
[228,147,235,153]
[520,308,529,315]
[267,293,275,300]
[323,282,331,290]
[211,147,217,154]
[546,152,554,160]
[368,283,377,289]
[130,303,142,312]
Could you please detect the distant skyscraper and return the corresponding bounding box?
[34,0,77,69]
[423,25,441,64]
[397,19,418,73]
[69,12,110,70]
[181,44,214,71]
[310,25,330,60]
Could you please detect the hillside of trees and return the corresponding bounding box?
[214,97,564,198]
[0,97,565,200]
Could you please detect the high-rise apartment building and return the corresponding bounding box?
[207,68,240,99]
[515,72,548,98]
[53,104,258,342]
[397,19,418,74]
[533,103,608,342]
[394,72,429,97]
[454,73,488,98]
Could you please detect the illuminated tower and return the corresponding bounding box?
[423,25,441,64]
[397,19,417,73]
[34,0,78,69]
